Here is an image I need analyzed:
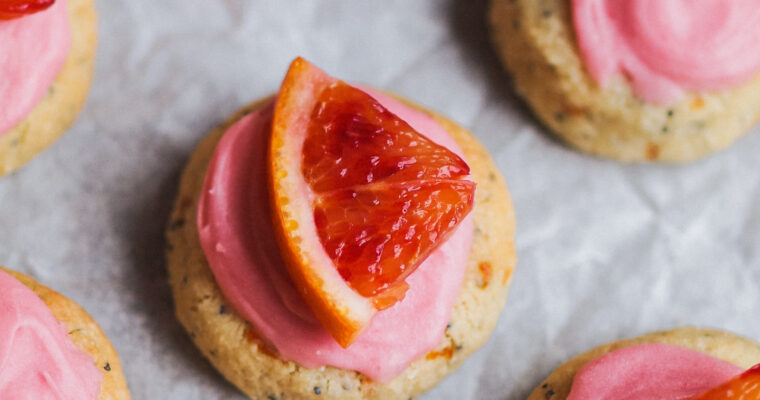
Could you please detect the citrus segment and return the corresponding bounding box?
[306,82,474,299]
[689,364,760,400]
[0,0,55,19]
[314,179,475,301]
[269,57,475,347]
[303,82,472,191]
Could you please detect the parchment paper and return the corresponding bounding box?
[1,1,759,399]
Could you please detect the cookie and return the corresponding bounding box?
[0,0,97,176]
[0,267,130,400]
[166,96,517,399]
[528,327,760,400]
[489,0,760,162]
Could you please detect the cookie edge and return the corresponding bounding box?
[527,327,760,400]
[0,0,98,176]
[165,94,517,399]
[0,266,130,400]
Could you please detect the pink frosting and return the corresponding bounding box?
[0,270,102,399]
[197,88,474,382]
[573,0,760,103]
[567,343,742,400]
[0,0,71,135]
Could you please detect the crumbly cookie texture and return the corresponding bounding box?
[0,0,97,176]
[528,327,760,400]
[166,96,517,400]
[489,0,760,163]
[0,267,130,400]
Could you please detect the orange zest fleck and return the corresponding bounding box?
[245,328,257,343]
[425,345,454,360]
[646,143,660,161]
[245,328,277,357]
[478,261,492,289]
[564,104,586,117]
[502,265,513,285]
[691,97,705,110]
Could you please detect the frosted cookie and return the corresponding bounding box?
[0,267,129,399]
[0,0,97,176]
[528,327,760,400]
[166,58,516,399]
[489,0,760,162]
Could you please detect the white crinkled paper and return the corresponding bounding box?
[1,1,759,399]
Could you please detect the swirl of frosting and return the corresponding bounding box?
[0,0,71,135]
[573,0,760,102]
[197,89,474,382]
[567,343,741,400]
[0,270,102,399]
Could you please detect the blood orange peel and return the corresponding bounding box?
[269,57,475,347]
[688,364,760,400]
[0,0,55,19]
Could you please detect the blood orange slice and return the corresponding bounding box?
[0,0,55,20]
[688,364,760,400]
[269,58,475,347]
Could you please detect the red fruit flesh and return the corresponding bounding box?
[303,82,475,304]
[0,0,55,19]
[689,364,760,400]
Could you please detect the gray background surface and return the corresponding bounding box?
[1,1,759,398]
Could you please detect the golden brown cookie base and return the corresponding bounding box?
[528,327,760,400]
[0,267,130,400]
[0,0,97,176]
[489,0,760,163]
[166,96,517,399]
